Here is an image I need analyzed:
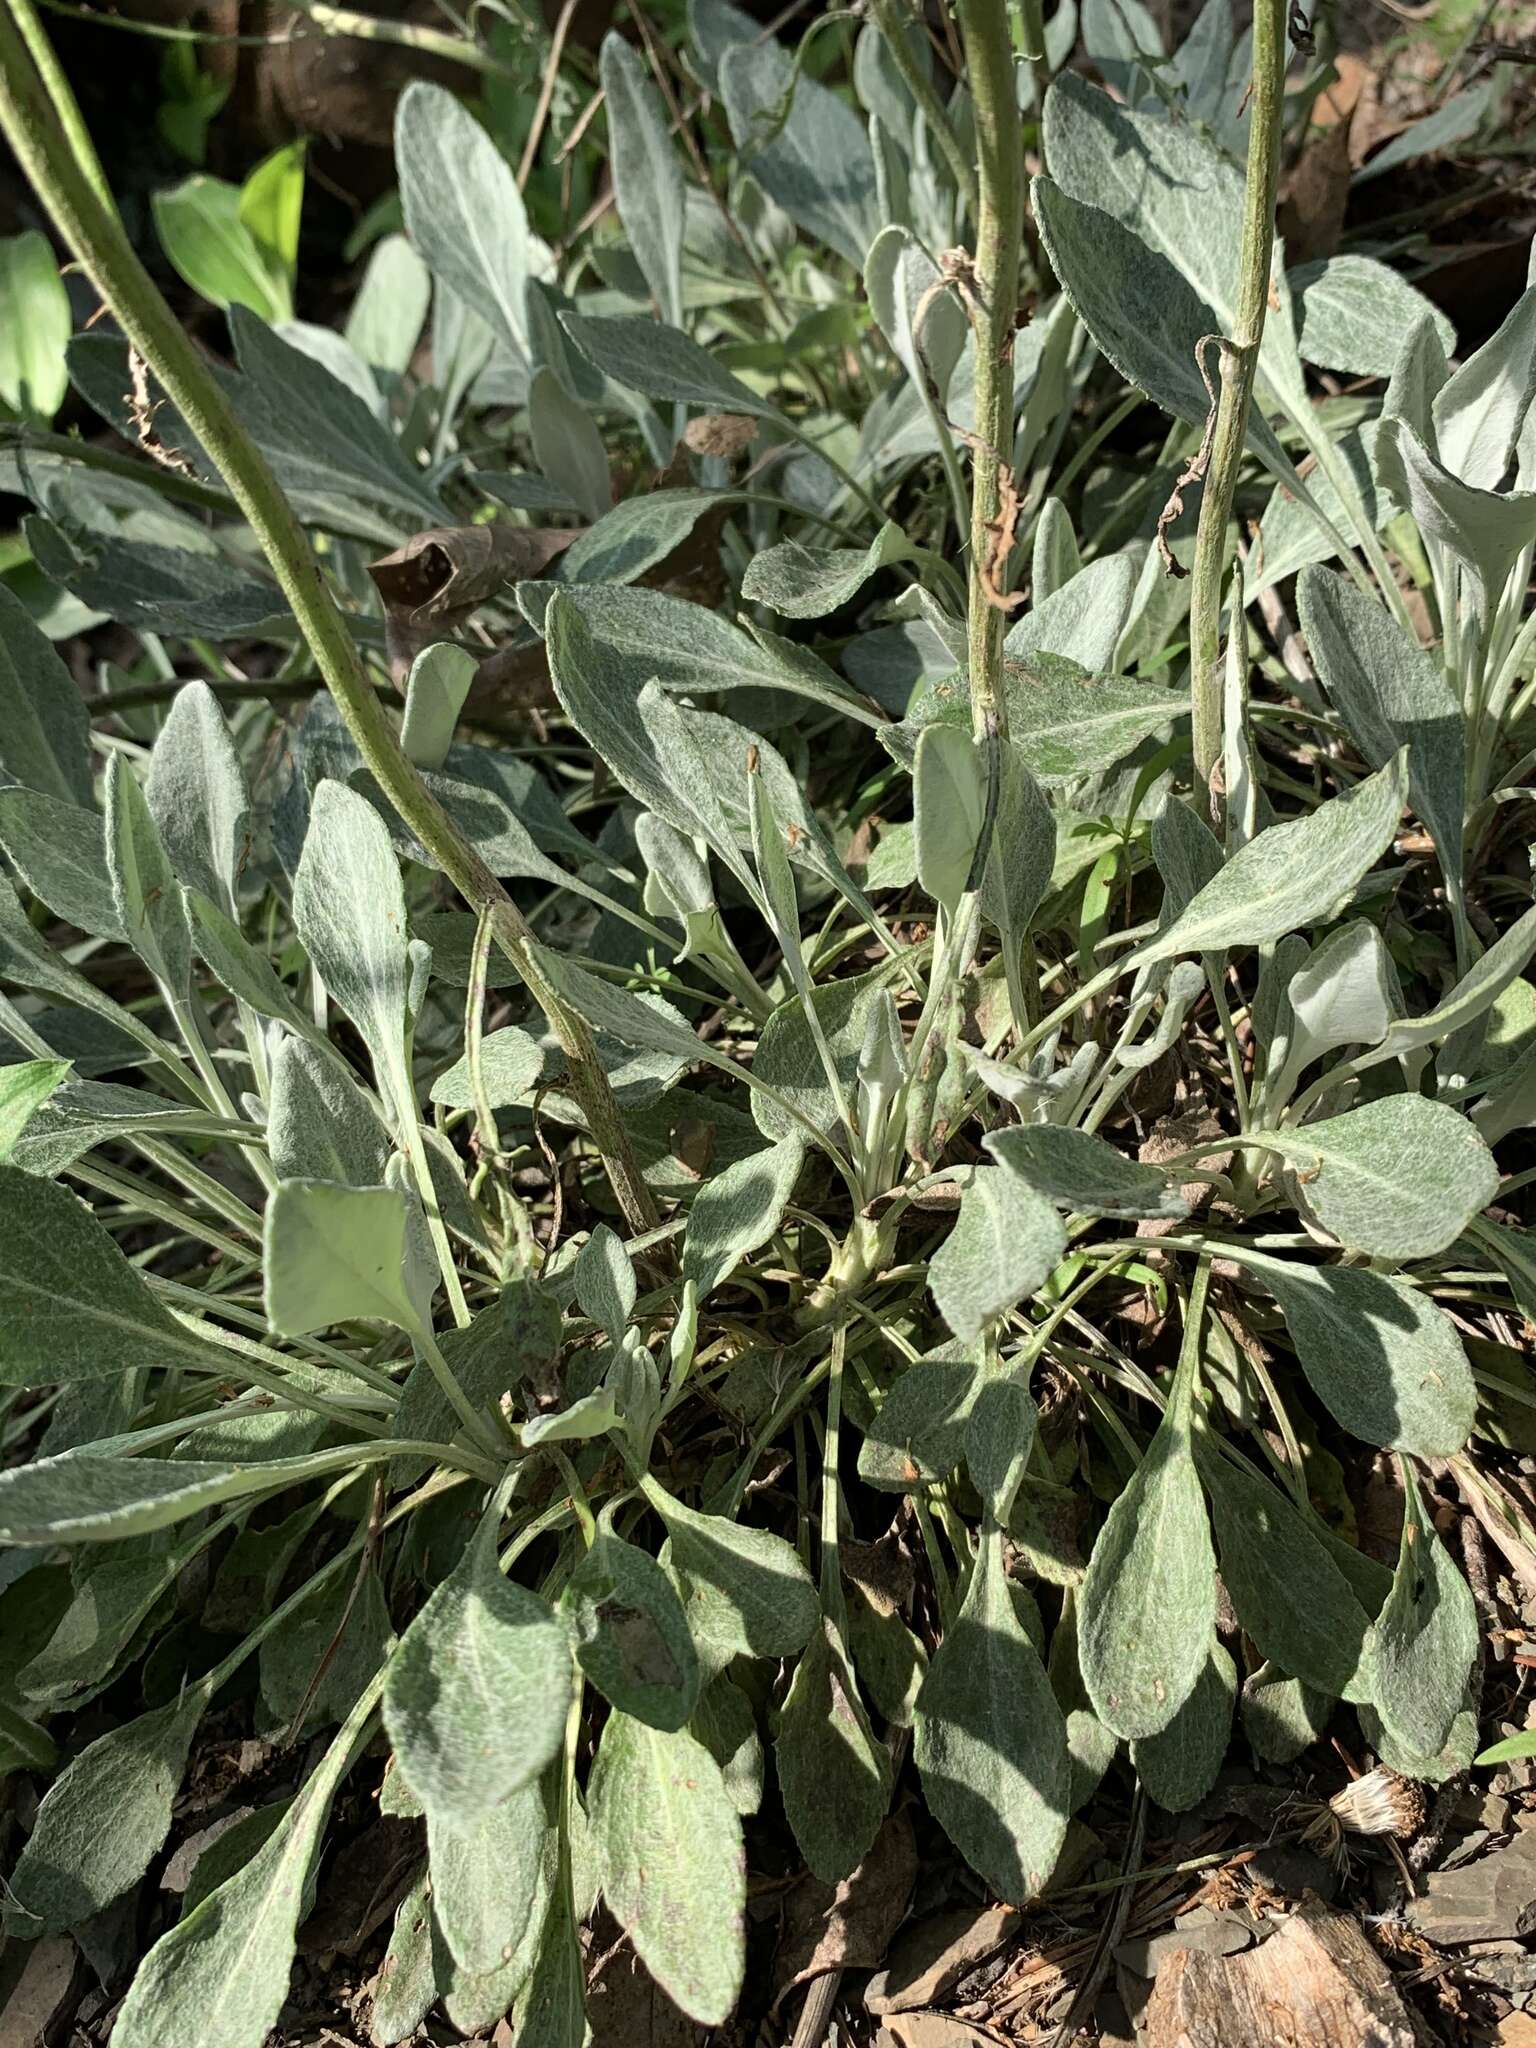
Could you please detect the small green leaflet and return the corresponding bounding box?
[145,680,251,912]
[383,1516,571,1825]
[1367,1468,1479,1760]
[1077,1342,1215,1739]
[914,1533,1070,1898]
[589,1712,745,2024]
[913,724,987,917]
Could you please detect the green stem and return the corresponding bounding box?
[1186,0,1285,816]
[955,0,1024,741]
[867,0,980,223]
[0,6,659,1240]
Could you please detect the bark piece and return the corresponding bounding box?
[1141,1895,1415,2048]
[865,1904,1020,2015]
[1405,1823,1536,1946]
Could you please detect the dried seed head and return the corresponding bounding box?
[1328,1767,1426,1839]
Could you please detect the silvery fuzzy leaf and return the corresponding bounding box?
[865,226,967,407]
[588,1712,744,2024]
[0,1445,365,1548]
[1278,919,1397,1087]
[293,779,410,1088]
[1130,1640,1235,1812]
[741,520,916,620]
[146,680,251,914]
[574,1223,636,1343]
[562,310,780,419]
[1259,1096,1495,1262]
[775,1616,891,1883]
[965,1376,1038,1528]
[1199,1441,1372,1702]
[227,310,449,535]
[428,1780,546,1976]
[106,754,191,994]
[263,1179,426,1339]
[429,1025,544,1115]
[26,486,285,639]
[1366,1470,1479,1760]
[566,1527,700,1731]
[1240,1663,1332,1765]
[4,1688,203,1935]
[400,646,475,772]
[0,877,166,1066]
[268,1037,389,1186]
[0,1058,68,1166]
[914,1531,1070,1898]
[558,488,730,590]
[1166,0,1248,148]
[682,1134,804,1300]
[1080,0,1164,106]
[1376,412,1536,607]
[1003,553,1139,675]
[7,1077,245,1180]
[601,34,686,329]
[981,739,1056,944]
[1142,751,1408,965]
[1078,1345,1214,1739]
[750,960,905,1142]
[858,1348,982,1493]
[0,786,119,938]
[643,1475,818,1663]
[110,1684,379,2048]
[371,1872,437,2046]
[0,582,93,806]
[985,1124,1189,1223]
[1432,283,1536,492]
[913,724,987,916]
[527,365,611,525]
[1151,797,1221,923]
[396,81,544,376]
[1297,567,1463,905]
[718,35,879,269]
[1353,75,1498,186]
[928,1166,1067,1344]
[1289,256,1454,380]
[1031,497,1081,602]
[384,1516,571,1827]
[1253,1254,1475,1459]
[538,580,878,722]
[344,232,431,377]
[1251,425,1381,597]
[897,667,1189,785]
[1034,172,1297,479]
[1041,75,1304,415]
